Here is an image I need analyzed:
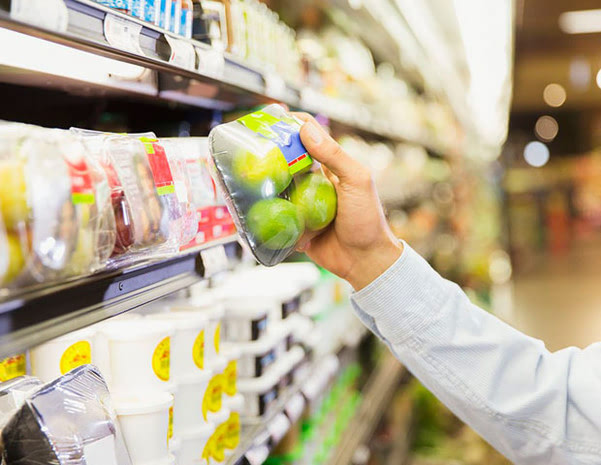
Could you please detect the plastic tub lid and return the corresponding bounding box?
[175,422,215,441]
[237,367,280,393]
[221,344,241,361]
[171,299,225,320]
[146,311,208,330]
[224,393,244,412]
[223,296,272,318]
[207,407,230,426]
[113,391,173,415]
[100,320,175,341]
[176,368,213,385]
[209,355,227,373]
[234,331,284,355]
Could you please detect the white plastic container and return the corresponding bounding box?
[222,296,269,342]
[114,391,173,465]
[221,345,240,398]
[223,394,244,456]
[203,356,227,421]
[205,408,231,465]
[170,294,224,365]
[99,320,175,392]
[176,423,215,465]
[30,328,95,383]
[236,331,284,379]
[146,311,209,375]
[277,346,305,394]
[174,370,213,434]
[237,367,279,417]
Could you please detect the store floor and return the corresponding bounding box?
[505,234,601,351]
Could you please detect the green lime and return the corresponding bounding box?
[290,173,337,231]
[231,145,292,196]
[246,198,304,250]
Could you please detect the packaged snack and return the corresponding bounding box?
[208,104,337,266]
[157,0,173,30]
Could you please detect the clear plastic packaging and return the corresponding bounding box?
[209,104,337,266]
[2,365,132,465]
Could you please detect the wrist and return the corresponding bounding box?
[347,237,404,291]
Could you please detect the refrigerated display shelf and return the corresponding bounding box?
[0,235,239,358]
[0,0,448,155]
[326,352,405,465]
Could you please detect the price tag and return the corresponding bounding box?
[104,14,144,56]
[284,393,306,423]
[267,413,291,444]
[165,35,196,70]
[11,0,69,32]
[264,72,286,100]
[245,445,270,465]
[196,46,225,79]
[200,245,229,277]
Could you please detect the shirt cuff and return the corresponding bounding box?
[351,241,454,344]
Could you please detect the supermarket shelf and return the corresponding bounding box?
[0,0,450,154]
[0,236,239,357]
[326,352,405,465]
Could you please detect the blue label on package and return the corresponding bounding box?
[131,0,142,17]
[96,0,129,10]
[159,0,169,28]
[144,0,156,22]
[169,0,178,33]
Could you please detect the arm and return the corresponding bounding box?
[295,115,601,465]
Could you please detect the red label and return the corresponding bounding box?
[141,139,175,195]
[65,156,95,204]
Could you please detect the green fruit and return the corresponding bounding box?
[0,160,29,230]
[246,198,304,250]
[290,173,337,231]
[231,146,292,196]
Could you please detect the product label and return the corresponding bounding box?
[202,374,223,420]
[256,350,276,377]
[223,412,240,449]
[259,387,278,416]
[180,7,192,38]
[168,405,174,440]
[159,0,171,29]
[0,354,26,382]
[237,110,312,175]
[104,14,144,56]
[143,0,157,22]
[251,317,268,340]
[152,337,171,381]
[60,341,92,375]
[95,0,130,11]
[214,322,221,354]
[169,0,180,34]
[192,329,205,369]
[211,422,228,462]
[131,0,143,17]
[65,156,96,204]
[140,138,175,196]
[224,360,237,396]
[165,34,196,70]
[201,434,213,462]
[282,296,300,319]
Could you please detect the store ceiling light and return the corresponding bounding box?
[524,141,550,168]
[543,83,566,107]
[559,9,601,34]
[535,115,559,142]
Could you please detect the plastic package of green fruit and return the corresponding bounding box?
[208,104,337,266]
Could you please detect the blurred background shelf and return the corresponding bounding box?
[0,236,240,357]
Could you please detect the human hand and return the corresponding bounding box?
[293,113,403,291]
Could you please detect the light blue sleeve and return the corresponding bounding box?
[351,242,601,465]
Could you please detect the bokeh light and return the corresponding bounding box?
[543,83,566,107]
[524,141,550,167]
[534,115,559,142]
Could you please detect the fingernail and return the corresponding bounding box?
[305,123,323,145]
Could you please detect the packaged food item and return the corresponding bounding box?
[94,0,130,13]
[169,0,182,34]
[222,393,243,455]
[98,320,175,392]
[209,105,337,266]
[2,365,132,465]
[0,354,27,383]
[199,1,228,50]
[177,423,214,465]
[202,356,226,422]
[113,390,173,465]
[158,0,173,29]
[221,345,239,397]
[172,370,212,433]
[203,408,230,465]
[142,0,159,23]
[234,332,283,379]
[147,311,209,376]
[221,289,269,342]
[180,0,193,37]
[30,327,95,383]
[237,367,279,417]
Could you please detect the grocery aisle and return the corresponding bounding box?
[509,233,601,351]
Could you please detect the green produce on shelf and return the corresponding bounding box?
[232,146,292,196]
[247,198,305,250]
[290,173,337,231]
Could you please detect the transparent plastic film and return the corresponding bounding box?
[2,365,132,465]
[208,104,337,266]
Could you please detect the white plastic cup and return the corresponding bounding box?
[30,328,95,383]
[99,320,174,392]
[174,370,213,434]
[177,423,215,465]
[114,391,173,465]
[146,311,209,376]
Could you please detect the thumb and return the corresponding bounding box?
[299,121,357,182]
